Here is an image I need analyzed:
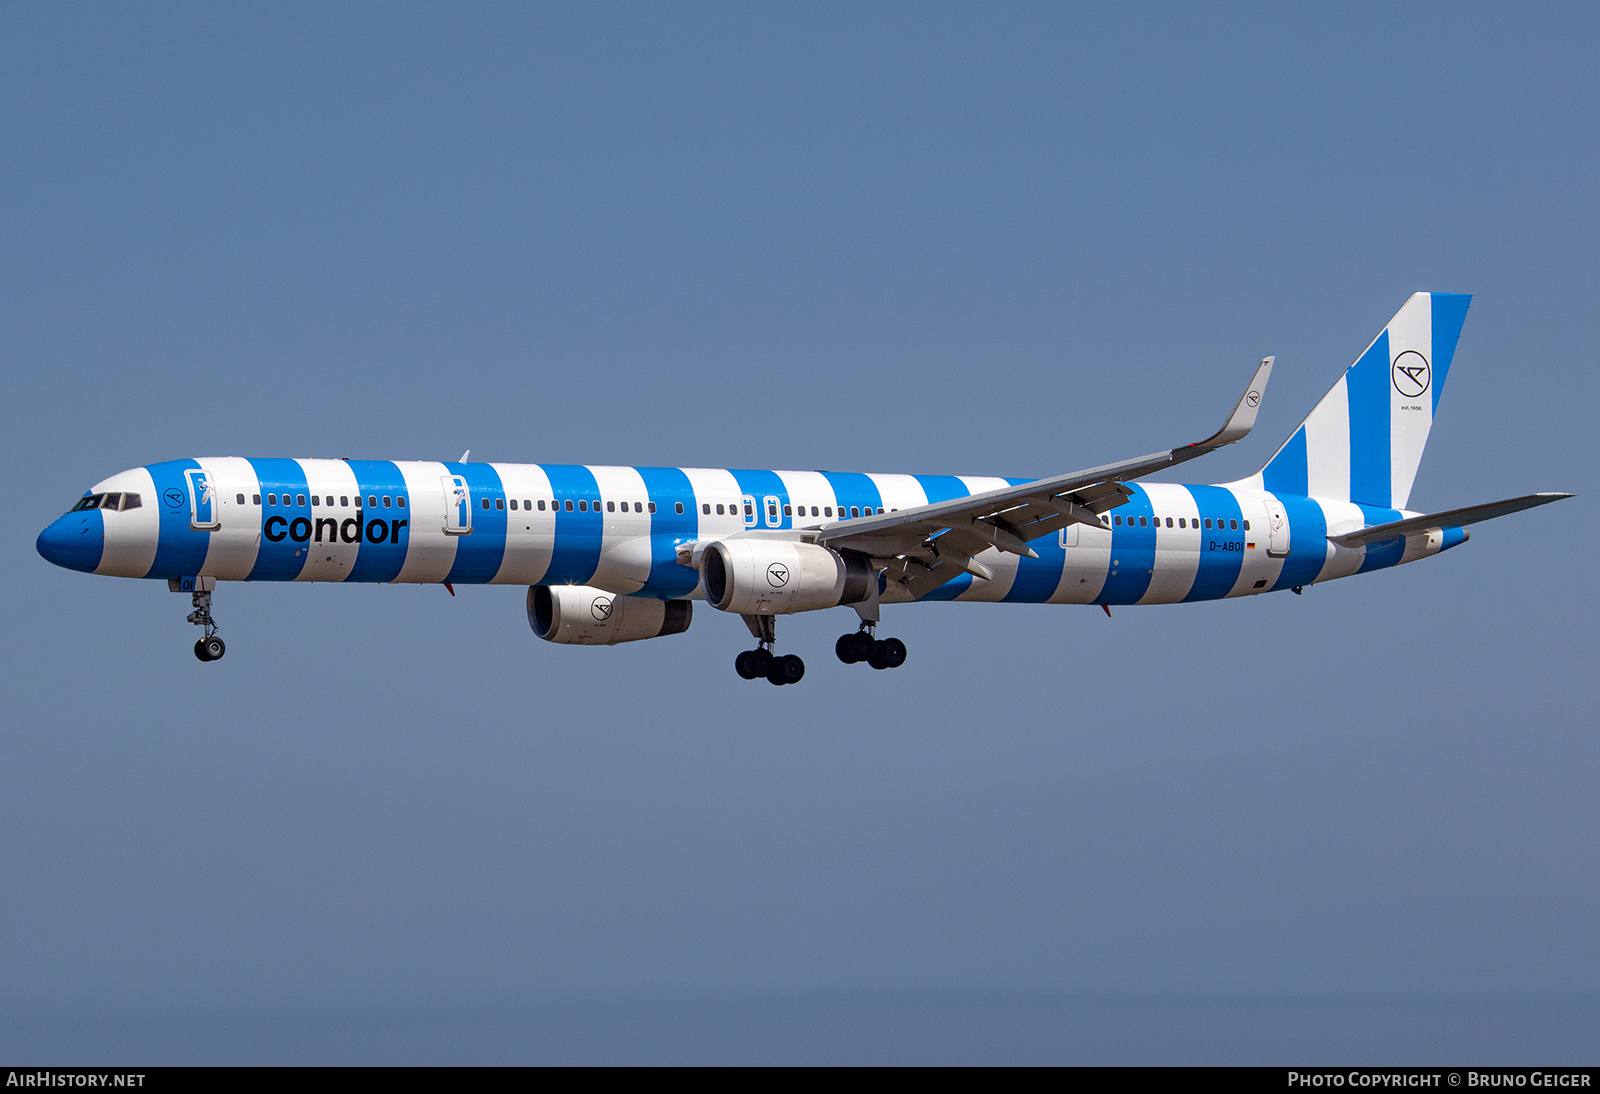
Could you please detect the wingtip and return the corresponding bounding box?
[1201,355,1274,448]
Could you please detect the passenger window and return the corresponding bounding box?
[1204,518,1212,529]
[784,505,792,516]
[851,507,860,518]
[1166,517,1173,528]
[606,501,615,513]
[509,499,517,510]
[398,497,406,508]
[824,507,832,517]
[1243,520,1250,530]
[123,493,141,509]
[580,500,589,512]
[367,496,377,507]
[703,503,711,515]
[338,496,346,507]
[1114,515,1121,525]
[536,500,545,510]
[1178,518,1185,528]
[481,498,490,510]
[768,504,777,517]
[311,495,320,506]
[876,507,884,515]
[716,504,724,515]
[1230,519,1238,530]
[496,498,505,510]
[743,503,753,516]
[267,494,277,505]
[296,495,306,506]
[673,502,682,514]
[565,500,574,511]
[382,496,391,508]
[235,493,245,505]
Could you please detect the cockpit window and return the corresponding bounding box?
[71,492,141,513]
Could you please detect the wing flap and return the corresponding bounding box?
[816,358,1273,584]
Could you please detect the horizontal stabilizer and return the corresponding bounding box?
[1327,492,1573,548]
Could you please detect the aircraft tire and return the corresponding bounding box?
[202,636,226,661]
[836,635,860,664]
[767,654,805,686]
[735,650,760,679]
[194,639,212,662]
[868,637,906,670]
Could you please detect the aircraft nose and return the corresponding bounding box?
[37,511,104,573]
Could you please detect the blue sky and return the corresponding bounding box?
[2,2,1595,1062]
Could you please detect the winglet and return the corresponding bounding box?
[1195,357,1273,448]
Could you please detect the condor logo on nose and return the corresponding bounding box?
[264,511,408,545]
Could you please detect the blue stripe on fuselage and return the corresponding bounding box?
[912,475,971,505]
[1354,503,1406,574]
[1268,493,1330,592]
[1003,478,1067,604]
[245,458,312,581]
[539,464,602,585]
[729,469,790,530]
[443,462,507,584]
[146,459,212,579]
[910,476,979,601]
[1180,485,1246,602]
[346,461,410,583]
[1100,485,1157,605]
[819,471,883,520]
[635,465,700,598]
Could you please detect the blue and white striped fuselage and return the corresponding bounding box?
[59,457,1465,606]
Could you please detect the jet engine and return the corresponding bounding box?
[527,584,692,645]
[700,539,874,615]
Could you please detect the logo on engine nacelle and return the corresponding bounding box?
[766,563,789,587]
[591,596,613,620]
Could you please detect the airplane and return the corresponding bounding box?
[36,292,1571,683]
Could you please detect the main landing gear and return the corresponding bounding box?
[174,579,226,662]
[835,623,907,671]
[735,647,805,686]
[734,613,805,686]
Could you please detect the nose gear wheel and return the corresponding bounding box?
[183,586,227,661]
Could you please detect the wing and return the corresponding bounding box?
[812,358,1275,598]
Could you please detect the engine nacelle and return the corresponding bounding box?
[527,585,692,645]
[700,539,874,615]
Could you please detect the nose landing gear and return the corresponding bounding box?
[172,578,226,662]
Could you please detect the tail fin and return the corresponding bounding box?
[1241,292,1471,510]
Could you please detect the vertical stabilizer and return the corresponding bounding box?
[1237,292,1470,509]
